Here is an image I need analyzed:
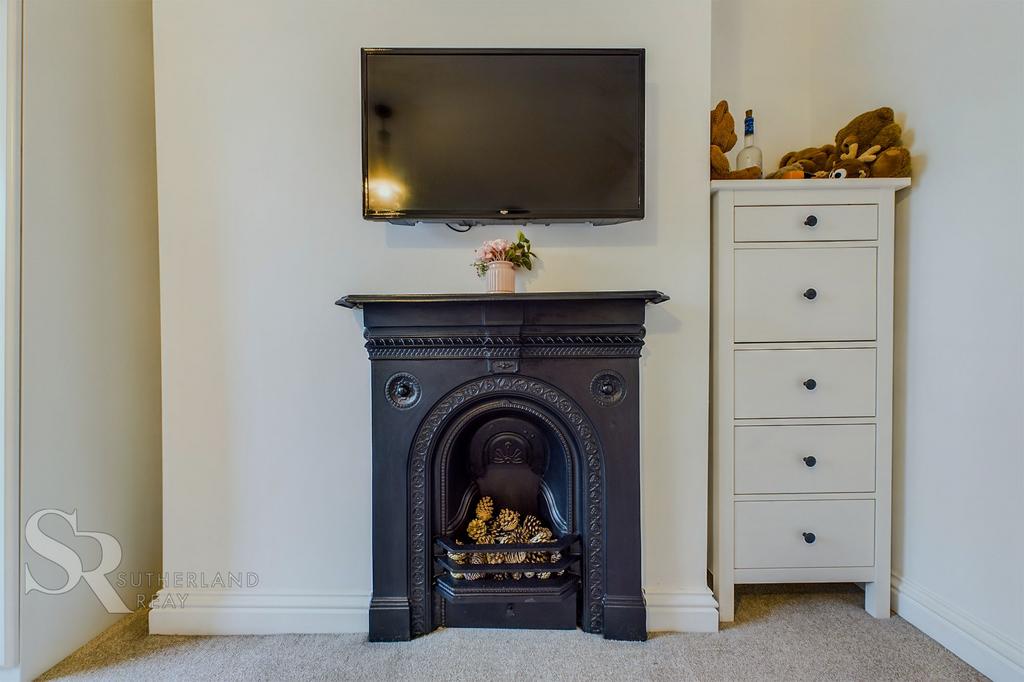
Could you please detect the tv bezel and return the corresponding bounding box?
[361,47,645,226]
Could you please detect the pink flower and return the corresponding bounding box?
[475,239,512,263]
[491,239,512,258]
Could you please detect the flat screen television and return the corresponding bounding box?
[361,48,645,226]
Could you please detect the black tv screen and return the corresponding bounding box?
[361,48,644,225]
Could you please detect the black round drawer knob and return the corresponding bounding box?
[395,383,412,398]
[803,455,817,467]
[803,378,817,390]
[804,215,818,227]
[803,288,818,300]
[600,382,615,396]
[802,532,816,544]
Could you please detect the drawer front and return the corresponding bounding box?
[735,204,878,242]
[734,424,876,494]
[734,247,877,342]
[735,348,876,418]
[735,500,875,569]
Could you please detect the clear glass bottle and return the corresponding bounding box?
[735,109,763,177]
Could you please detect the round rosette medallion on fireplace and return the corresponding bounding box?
[590,370,626,406]
[384,371,421,409]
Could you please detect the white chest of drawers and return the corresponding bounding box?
[711,178,910,622]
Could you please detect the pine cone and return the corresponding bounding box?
[528,527,554,544]
[474,496,494,522]
[494,508,520,532]
[497,533,526,564]
[519,515,544,539]
[552,550,564,576]
[463,551,485,580]
[447,539,467,564]
[528,548,552,579]
[446,540,467,579]
[478,531,503,581]
[467,518,488,542]
[448,539,467,561]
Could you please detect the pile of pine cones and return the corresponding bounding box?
[447,496,562,581]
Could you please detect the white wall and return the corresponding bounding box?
[150,0,716,634]
[19,1,161,678]
[713,2,1024,678]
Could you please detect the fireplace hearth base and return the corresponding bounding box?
[438,574,578,630]
[338,291,667,642]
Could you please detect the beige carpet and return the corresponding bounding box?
[40,584,984,681]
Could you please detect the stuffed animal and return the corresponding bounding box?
[765,163,807,180]
[835,107,903,154]
[828,142,881,179]
[777,144,836,176]
[710,101,761,180]
[767,106,914,180]
[831,107,912,177]
[815,108,912,178]
[870,146,912,177]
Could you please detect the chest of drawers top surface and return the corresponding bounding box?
[711,178,910,192]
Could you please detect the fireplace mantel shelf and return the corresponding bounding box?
[336,290,669,308]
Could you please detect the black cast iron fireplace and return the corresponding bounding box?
[337,291,667,642]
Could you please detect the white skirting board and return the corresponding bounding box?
[148,590,370,635]
[644,589,720,633]
[891,574,1024,681]
[149,588,720,635]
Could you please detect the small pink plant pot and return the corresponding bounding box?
[485,261,515,293]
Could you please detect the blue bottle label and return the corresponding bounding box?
[744,116,754,135]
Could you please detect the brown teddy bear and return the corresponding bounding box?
[870,146,912,178]
[831,107,912,177]
[776,144,837,176]
[710,101,761,180]
[835,107,903,155]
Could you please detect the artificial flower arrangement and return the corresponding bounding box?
[472,230,538,276]
[472,231,538,293]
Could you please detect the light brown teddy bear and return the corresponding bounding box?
[775,144,837,176]
[710,101,761,180]
[834,107,903,155]
[827,108,914,178]
[832,107,911,177]
[870,146,912,178]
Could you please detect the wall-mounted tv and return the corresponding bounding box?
[361,48,645,226]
